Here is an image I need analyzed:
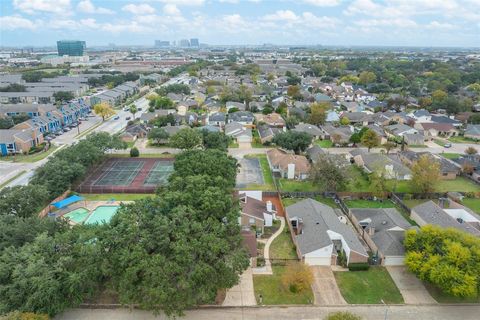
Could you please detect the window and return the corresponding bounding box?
[249,218,255,224]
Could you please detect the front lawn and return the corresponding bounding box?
[344,199,396,208]
[315,139,333,148]
[461,198,480,214]
[269,228,297,260]
[334,267,404,304]
[1,145,58,163]
[80,193,154,201]
[346,166,371,192]
[253,266,313,305]
[440,153,461,160]
[277,179,317,192]
[448,136,480,144]
[424,282,480,304]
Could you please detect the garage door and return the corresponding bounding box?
[383,256,405,266]
[304,257,331,266]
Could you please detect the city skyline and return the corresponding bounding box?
[1,0,479,48]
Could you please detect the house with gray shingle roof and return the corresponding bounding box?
[411,201,480,236]
[286,198,368,266]
[464,124,480,140]
[350,208,414,266]
[292,123,323,139]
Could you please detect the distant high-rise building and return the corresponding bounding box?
[57,40,86,56]
[155,40,170,47]
[179,39,190,47]
[190,38,199,47]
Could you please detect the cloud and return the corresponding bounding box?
[0,15,40,30]
[163,4,181,16]
[426,21,458,30]
[263,10,299,22]
[122,4,156,15]
[13,0,71,14]
[355,18,417,28]
[303,0,341,7]
[77,0,114,15]
[157,0,205,5]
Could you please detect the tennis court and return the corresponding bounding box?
[144,161,174,185]
[76,157,175,193]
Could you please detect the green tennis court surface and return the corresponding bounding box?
[94,160,144,186]
[144,162,174,185]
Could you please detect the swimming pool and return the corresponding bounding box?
[84,206,119,225]
[64,208,89,224]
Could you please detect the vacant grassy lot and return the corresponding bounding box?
[277,179,317,192]
[80,193,154,201]
[424,282,480,304]
[461,198,480,213]
[315,140,333,148]
[440,153,461,159]
[334,267,404,304]
[394,177,480,193]
[253,266,313,305]
[269,228,297,260]
[448,136,480,144]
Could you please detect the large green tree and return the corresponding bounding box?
[410,154,440,193]
[272,131,313,154]
[0,185,49,218]
[169,128,203,150]
[309,155,348,191]
[201,130,229,151]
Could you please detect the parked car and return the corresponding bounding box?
[123,106,129,112]
[55,131,63,136]
[113,115,120,120]
[63,128,71,132]
[444,143,452,148]
[137,107,142,111]
[125,116,131,121]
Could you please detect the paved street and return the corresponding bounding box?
[55,305,480,320]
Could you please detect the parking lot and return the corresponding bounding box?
[236,158,264,188]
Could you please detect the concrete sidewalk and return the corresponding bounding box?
[222,268,256,307]
[387,266,436,304]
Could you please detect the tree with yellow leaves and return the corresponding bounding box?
[281,262,313,293]
[93,102,115,121]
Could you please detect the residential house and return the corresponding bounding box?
[239,191,276,235]
[341,111,373,126]
[366,124,387,144]
[226,101,246,111]
[292,123,323,140]
[320,124,353,145]
[464,124,480,140]
[266,148,310,180]
[416,123,458,139]
[398,151,460,180]
[225,121,252,144]
[228,111,255,126]
[140,109,176,125]
[241,229,258,267]
[306,145,327,164]
[385,123,418,138]
[0,127,44,156]
[119,124,148,143]
[403,133,425,146]
[177,99,198,115]
[208,112,226,128]
[286,198,369,266]
[163,124,189,136]
[409,109,431,122]
[257,124,281,144]
[255,113,286,129]
[411,201,480,236]
[353,153,412,180]
[349,208,414,266]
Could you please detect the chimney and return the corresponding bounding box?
[266,201,272,212]
[368,226,375,236]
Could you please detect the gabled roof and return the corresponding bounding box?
[286,198,367,256]
[292,123,323,136]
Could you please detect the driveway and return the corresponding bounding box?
[386,266,436,304]
[310,266,347,305]
[222,267,256,306]
[236,158,264,188]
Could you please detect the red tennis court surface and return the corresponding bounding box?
[76,157,174,193]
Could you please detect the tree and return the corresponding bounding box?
[272,131,313,154]
[369,170,390,198]
[419,97,433,108]
[465,146,478,155]
[0,116,14,129]
[404,225,480,298]
[148,128,169,145]
[201,130,229,151]
[281,262,313,293]
[308,102,328,125]
[149,114,176,127]
[93,102,115,121]
[432,89,448,105]
[287,85,302,100]
[410,154,440,193]
[0,185,49,218]
[154,96,174,109]
[128,104,137,119]
[53,91,74,103]
[169,128,203,150]
[309,155,348,191]
[325,312,362,320]
[361,129,380,152]
[358,71,376,85]
[130,147,139,157]
[340,116,350,126]
[349,132,361,145]
[382,141,396,154]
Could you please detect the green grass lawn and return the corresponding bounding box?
[228,141,239,148]
[344,199,396,208]
[243,154,275,190]
[448,136,480,144]
[440,153,461,160]
[315,139,333,148]
[269,228,297,260]
[394,177,480,193]
[80,193,154,201]
[346,166,371,192]
[334,267,404,304]
[424,282,480,304]
[433,138,446,146]
[253,266,313,305]
[1,145,58,163]
[461,198,480,214]
[277,179,317,192]
[282,196,338,208]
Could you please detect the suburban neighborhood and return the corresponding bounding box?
[1,1,480,320]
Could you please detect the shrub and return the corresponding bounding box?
[130,147,140,157]
[1,311,50,320]
[324,311,362,320]
[348,263,370,271]
[281,262,313,293]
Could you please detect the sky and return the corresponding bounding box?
[0,0,479,48]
